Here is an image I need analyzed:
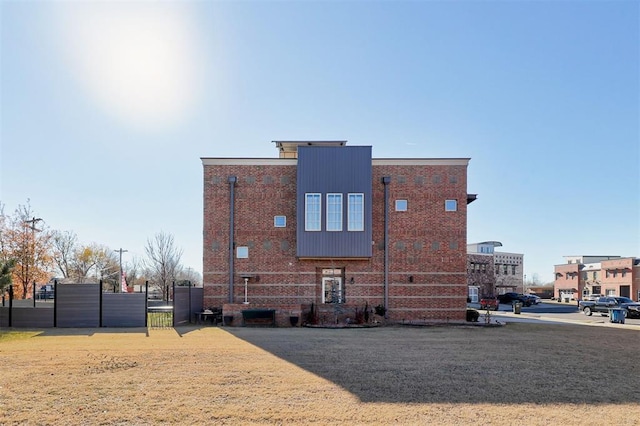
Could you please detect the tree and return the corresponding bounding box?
[145,231,183,301]
[0,259,16,296]
[51,230,78,279]
[1,202,52,298]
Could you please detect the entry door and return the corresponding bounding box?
[620,285,630,298]
[322,277,342,304]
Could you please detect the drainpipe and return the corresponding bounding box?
[228,176,237,304]
[382,176,391,318]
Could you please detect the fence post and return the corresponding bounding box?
[99,280,103,327]
[8,284,13,327]
[188,281,192,324]
[53,280,57,327]
[145,281,149,328]
[33,281,36,308]
[172,281,176,327]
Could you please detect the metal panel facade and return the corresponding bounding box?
[56,284,100,327]
[102,293,146,327]
[296,146,373,258]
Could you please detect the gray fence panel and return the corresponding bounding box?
[56,284,100,327]
[0,307,7,327]
[102,293,146,327]
[191,288,203,313]
[173,287,190,325]
[11,307,55,328]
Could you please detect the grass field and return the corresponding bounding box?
[1,323,639,425]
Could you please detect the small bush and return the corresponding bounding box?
[466,309,479,322]
[374,304,386,317]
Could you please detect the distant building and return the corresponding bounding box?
[554,255,640,301]
[467,241,524,301]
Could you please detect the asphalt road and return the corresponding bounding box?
[469,300,640,328]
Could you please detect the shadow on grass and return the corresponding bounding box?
[226,323,640,405]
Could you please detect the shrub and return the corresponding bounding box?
[466,309,479,322]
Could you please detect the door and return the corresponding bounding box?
[620,285,630,298]
[322,277,342,304]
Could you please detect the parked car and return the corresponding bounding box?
[522,294,541,305]
[579,296,640,318]
[479,296,499,311]
[497,292,532,307]
[582,293,603,302]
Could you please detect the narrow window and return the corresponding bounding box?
[326,193,343,231]
[395,200,408,211]
[348,193,364,231]
[445,199,458,211]
[305,193,321,231]
[274,216,286,228]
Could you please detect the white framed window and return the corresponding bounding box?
[274,215,286,227]
[236,246,248,258]
[326,193,343,231]
[305,193,321,231]
[395,200,408,211]
[347,193,364,231]
[445,199,457,211]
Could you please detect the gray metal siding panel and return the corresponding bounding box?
[10,307,54,328]
[297,146,373,257]
[102,293,146,327]
[56,284,100,327]
[173,287,191,325]
[0,307,8,327]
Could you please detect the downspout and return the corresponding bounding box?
[228,176,237,303]
[382,176,391,318]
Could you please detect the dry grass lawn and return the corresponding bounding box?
[1,323,639,425]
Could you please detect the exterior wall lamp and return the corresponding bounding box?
[240,274,252,304]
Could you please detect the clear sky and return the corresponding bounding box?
[1,0,638,284]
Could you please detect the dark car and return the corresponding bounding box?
[498,292,532,307]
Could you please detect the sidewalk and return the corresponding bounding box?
[482,309,640,331]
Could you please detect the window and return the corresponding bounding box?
[503,265,508,275]
[305,193,321,231]
[445,199,457,211]
[326,193,343,231]
[395,200,407,211]
[347,193,364,231]
[236,246,248,258]
[511,265,516,275]
[274,216,286,227]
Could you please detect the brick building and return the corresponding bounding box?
[554,255,640,301]
[202,141,475,325]
[466,241,524,301]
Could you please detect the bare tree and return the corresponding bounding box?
[51,230,78,279]
[145,231,183,301]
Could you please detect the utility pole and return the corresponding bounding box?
[24,217,42,299]
[114,248,128,293]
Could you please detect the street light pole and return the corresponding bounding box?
[114,248,128,292]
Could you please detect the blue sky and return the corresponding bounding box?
[1,0,638,283]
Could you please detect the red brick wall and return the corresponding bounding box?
[203,161,469,323]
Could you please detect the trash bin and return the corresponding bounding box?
[609,308,625,324]
[512,301,522,314]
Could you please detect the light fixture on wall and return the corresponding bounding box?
[240,274,252,304]
[350,277,354,284]
[409,276,414,283]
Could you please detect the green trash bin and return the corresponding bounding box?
[512,301,522,314]
[609,308,625,324]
